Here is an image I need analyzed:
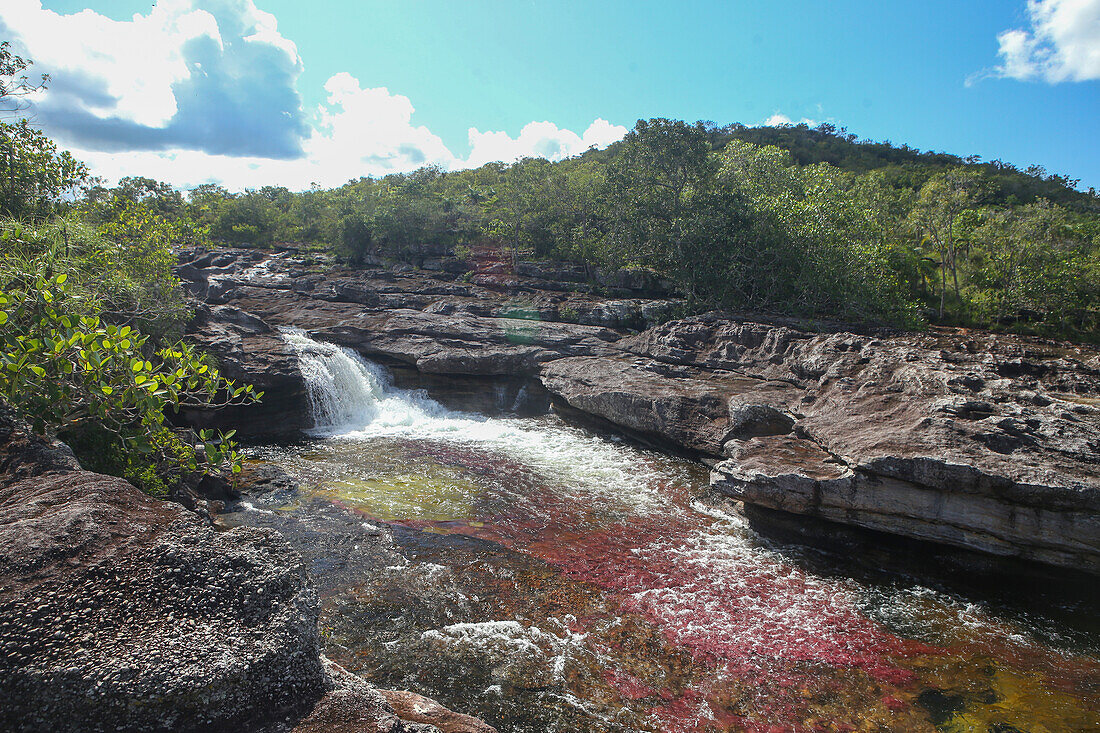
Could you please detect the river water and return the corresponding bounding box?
[220,331,1100,732]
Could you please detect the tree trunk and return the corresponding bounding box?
[939,259,947,320]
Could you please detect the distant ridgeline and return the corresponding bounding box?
[6,115,1100,341]
[708,122,1098,212]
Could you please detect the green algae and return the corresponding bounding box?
[316,462,484,521]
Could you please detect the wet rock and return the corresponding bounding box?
[182,304,310,437]
[312,308,622,377]
[379,689,499,733]
[290,659,457,733]
[632,317,1100,573]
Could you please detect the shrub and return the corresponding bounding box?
[0,268,260,494]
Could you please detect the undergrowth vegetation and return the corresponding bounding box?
[0,223,258,495]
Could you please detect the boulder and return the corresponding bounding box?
[0,403,496,732]
[540,355,799,455]
[0,403,325,731]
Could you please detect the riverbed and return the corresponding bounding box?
[219,332,1100,732]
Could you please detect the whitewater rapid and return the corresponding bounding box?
[282,329,669,513]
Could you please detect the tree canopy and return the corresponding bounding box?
[85,117,1094,338]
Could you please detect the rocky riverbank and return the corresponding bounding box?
[178,248,1100,575]
[0,401,496,732]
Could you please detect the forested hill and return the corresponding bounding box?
[702,122,1099,213]
[5,113,1100,342]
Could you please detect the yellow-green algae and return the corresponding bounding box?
[315,461,484,521]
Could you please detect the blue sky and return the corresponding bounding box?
[2,0,1098,190]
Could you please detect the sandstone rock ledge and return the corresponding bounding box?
[176,248,1100,575]
[587,317,1100,574]
[0,403,494,732]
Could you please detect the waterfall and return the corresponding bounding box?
[279,329,672,514]
[281,328,447,432]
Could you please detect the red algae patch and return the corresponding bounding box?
[245,416,1100,732]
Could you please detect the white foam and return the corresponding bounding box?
[282,329,671,514]
[422,618,589,682]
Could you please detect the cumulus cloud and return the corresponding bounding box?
[0,0,307,158]
[466,118,628,168]
[307,72,454,174]
[48,71,625,191]
[761,112,818,127]
[0,1,627,190]
[990,0,1100,82]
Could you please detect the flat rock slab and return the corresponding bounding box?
[540,355,800,455]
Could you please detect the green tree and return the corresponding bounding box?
[970,200,1099,335]
[0,262,259,494]
[908,168,982,319]
[0,43,87,220]
[0,120,87,220]
[1,40,47,116]
[604,118,724,296]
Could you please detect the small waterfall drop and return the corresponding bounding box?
[282,328,446,432]
[279,329,670,513]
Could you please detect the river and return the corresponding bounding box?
[218,331,1100,732]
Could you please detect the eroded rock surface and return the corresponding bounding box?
[176,249,1100,573]
[0,402,324,731]
[0,402,494,732]
[626,316,1100,572]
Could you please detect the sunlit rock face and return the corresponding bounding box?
[222,333,1100,732]
[178,247,1100,572]
[622,316,1100,572]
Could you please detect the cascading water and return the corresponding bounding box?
[283,328,445,433]
[281,328,668,515]
[224,329,1100,733]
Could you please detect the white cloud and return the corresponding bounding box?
[306,72,454,175]
[0,0,211,126]
[0,1,627,190]
[466,118,628,168]
[992,0,1100,82]
[761,112,818,127]
[55,73,625,190]
[0,0,306,157]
